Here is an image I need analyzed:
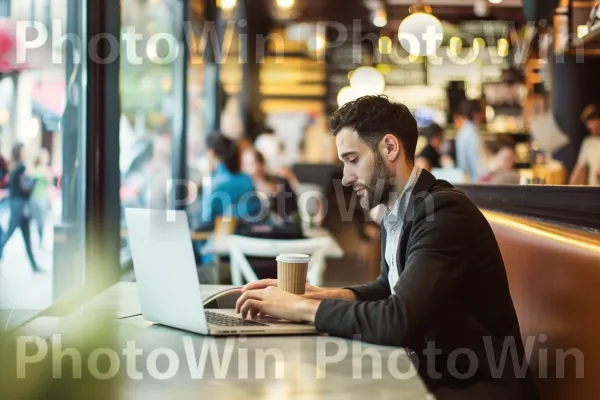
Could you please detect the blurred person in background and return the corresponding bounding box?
[0,142,9,244]
[241,148,299,224]
[195,131,262,232]
[454,100,487,182]
[0,143,41,273]
[415,123,444,172]
[569,104,600,186]
[479,137,521,185]
[254,126,279,166]
[30,149,54,248]
[254,126,300,188]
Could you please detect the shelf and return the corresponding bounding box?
[557,23,600,55]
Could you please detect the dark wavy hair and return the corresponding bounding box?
[205,131,240,173]
[487,135,516,156]
[328,95,419,163]
[455,99,479,121]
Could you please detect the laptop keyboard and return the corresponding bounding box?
[205,311,268,327]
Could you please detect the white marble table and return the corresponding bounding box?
[69,282,234,319]
[201,227,345,259]
[0,282,434,400]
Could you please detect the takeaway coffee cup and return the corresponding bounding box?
[276,254,311,295]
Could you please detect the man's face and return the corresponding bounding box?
[453,115,466,130]
[336,127,394,210]
[586,118,600,136]
[496,147,515,170]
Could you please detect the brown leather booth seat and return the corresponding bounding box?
[483,210,600,400]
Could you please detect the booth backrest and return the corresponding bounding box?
[483,210,600,400]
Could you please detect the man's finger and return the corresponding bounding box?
[240,299,261,320]
[241,279,278,292]
[236,291,255,312]
[235,292,246,313]
[236,287,276,313]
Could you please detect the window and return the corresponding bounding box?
[120,0,185,264]
[0,0,87,319]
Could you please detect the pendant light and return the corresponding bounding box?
[398,0,443,57]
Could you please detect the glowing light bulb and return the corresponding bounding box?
[372,9,387,28]
[337,86,358,107]
[276,0,295,9]
[497,38,509,57]
[349,66,386,96]
[219,0,236,11]
[398,12,443,56]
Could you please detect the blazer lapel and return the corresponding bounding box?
[396,169,437,271]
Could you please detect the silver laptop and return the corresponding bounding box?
[124,208,317,336]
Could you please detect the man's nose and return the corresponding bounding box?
[341,172,355,187]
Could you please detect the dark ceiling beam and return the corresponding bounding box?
[387,6,525,23]
[289,0,525,25]
[189,0,525,30]
[294,0,370,23]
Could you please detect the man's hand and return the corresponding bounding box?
[241,279,357,301]
[241,279,321,297]
[235,286,320,323]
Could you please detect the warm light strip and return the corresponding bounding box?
[482,211,600,254]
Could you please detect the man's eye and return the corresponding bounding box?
[349,158,358,164]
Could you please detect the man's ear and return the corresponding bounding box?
[381,134,402,162]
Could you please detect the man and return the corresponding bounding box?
[569,104,600,186]
[416,123,444,171]
[453,100,487,182]
[236,96,539,399]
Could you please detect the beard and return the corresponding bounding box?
[355,152,395,210]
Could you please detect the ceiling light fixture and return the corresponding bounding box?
[474,0,490,17]
[497,38,509,57]
[270,0,298,21]
[307,33,326,54]
[276,0,295,9]
[337,86,358,107]
[372,8,388,28]
[398,1,443,57]
[378,36,393,54]
[218,0,237,11]
[577,25,589,39]
[349,66,386,96]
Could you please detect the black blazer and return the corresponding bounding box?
[315,170,539,398]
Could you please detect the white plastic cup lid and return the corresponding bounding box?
[276,253,311,263]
